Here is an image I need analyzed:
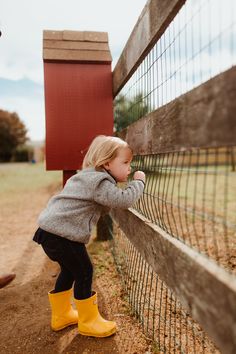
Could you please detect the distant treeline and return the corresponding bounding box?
[0,109,28,162]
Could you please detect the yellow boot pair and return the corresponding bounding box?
[48,288,78,331]
[74,291,116,337]
[48,289,116,337]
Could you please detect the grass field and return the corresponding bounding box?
[0,162,61,196]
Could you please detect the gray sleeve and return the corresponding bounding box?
[94,179,144,209]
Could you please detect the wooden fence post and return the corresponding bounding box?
[96,215,113,241]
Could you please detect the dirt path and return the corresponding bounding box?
[0,166,151,354]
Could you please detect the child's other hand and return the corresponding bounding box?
[133,171,146,183]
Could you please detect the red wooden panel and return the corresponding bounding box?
[44,62,113,170]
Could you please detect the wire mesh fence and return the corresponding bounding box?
[111,224,220,354]
[131,147,236,274]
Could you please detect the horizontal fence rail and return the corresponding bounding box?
[117,67,236,153]
[111,0,236,353]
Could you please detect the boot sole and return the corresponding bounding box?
[52,320,78,331]
[78,327,116,338]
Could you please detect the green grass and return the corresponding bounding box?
[144,168,236,225]
[0,162,61,195]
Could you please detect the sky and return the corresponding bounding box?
[0,0,147,141]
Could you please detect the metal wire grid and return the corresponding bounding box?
[114,0,236,128]
[130,147,236,273]
[111,223,220,354]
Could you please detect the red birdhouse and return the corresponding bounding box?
[43,30,113,183]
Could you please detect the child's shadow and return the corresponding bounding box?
[59,327,119,354]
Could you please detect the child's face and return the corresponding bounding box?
[104,147,132,182]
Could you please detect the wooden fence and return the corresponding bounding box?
[111,0,236,353]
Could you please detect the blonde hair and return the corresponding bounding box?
[82,135,131,169]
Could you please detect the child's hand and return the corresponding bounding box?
[133,171,146,183]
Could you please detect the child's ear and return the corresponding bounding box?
[103,162,110,170]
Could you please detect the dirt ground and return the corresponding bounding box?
[0,164,152,354]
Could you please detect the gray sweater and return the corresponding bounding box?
[38,167,144,243]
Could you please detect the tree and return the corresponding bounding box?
[114,93,150,132]
[0,109,28,162]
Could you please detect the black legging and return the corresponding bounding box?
[39,229,93,300]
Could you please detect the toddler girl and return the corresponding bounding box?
[33,135,145,337]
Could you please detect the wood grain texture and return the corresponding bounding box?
[43,40,109,51]
[43,30,111,62]
[43,48,112,62]
[43,30,108,42]
[118,67,236,153]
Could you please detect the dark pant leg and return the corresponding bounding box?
[41,231,93,300]
[61,241,93,300]
[54,265,75,292]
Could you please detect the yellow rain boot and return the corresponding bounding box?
[48,289,78,331]
[75,292,116,337]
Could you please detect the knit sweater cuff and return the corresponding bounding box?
[134,179,145,186]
